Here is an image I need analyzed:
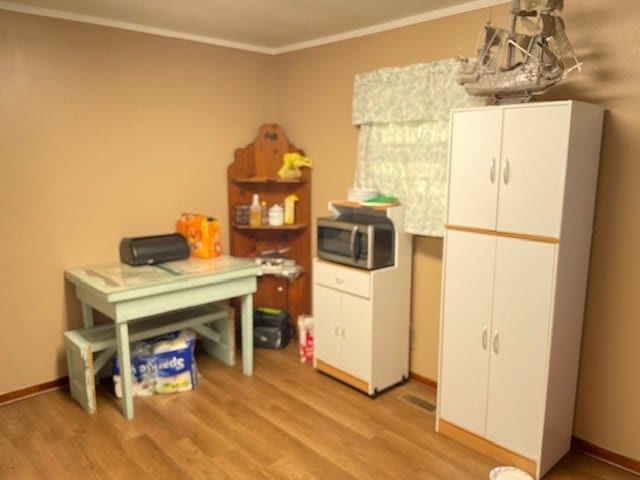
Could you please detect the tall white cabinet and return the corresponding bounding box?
[436,101,604,479]
[313,202,412,396]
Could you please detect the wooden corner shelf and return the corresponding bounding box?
[227,124,312,328]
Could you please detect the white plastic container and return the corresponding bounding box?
[489,467,534,480]
[268,204,284,226]
[347,187,378,203]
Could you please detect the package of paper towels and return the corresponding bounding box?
[112,329,198,397]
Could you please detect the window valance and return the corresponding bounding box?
[352,58,484,237]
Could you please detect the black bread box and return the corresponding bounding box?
[119,233,190,266]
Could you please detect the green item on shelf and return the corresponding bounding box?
[363,196,398,204]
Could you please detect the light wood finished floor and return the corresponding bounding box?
[1,344,636,479]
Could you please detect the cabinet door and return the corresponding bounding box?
[340,293,371,381]
[439,229,496,436]
[486,237,555,458]
[497,105,570,238]
[313,284,341,368]
[447,109,503,230]
[255,276,288,311]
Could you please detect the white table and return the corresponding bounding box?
[64,255,260,420]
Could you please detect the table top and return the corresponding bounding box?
[65,255,260,301]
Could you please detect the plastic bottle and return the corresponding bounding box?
[284,194,299,225]
[249,194,261,226]
[260,201,269,225]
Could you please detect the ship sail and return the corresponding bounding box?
[458,0,580,102]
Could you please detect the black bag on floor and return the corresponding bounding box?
[253,308,291,349]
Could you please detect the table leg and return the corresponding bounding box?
[81,302,94,327]
[241,293,253,375]
[115,322,134,420]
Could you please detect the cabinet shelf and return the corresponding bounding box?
[256,268,307,279]
[233,223,306,231]
[330,200,400,213]
[232,177,306,185]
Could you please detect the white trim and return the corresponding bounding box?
[0,1,275,54]
[0,0,508,55]
[274,0,508,54]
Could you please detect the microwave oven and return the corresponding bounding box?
[317,212,394,270]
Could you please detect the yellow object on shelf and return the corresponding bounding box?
[284,194,299,224]
[278,152,313,179]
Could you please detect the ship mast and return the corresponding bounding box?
[458,0,580,101]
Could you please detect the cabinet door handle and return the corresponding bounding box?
[341,327,346,339]
[489,158,496,184]
[482,326,488,350]
[503,158,511,185]
[349,226,359,261]
[335,276,344,284]
[492,330,500,354]
[334,326,340,337]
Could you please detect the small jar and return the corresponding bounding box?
[234,205,249,225]
[268,204,284,226]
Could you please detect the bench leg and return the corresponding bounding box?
[64,333,97,414]
[195,313,236,366]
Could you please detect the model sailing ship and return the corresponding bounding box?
[459,0,581,102]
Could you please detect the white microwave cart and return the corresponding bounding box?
[436,100,604,479]
[313,201,413,397]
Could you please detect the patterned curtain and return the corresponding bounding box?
[352,58,484,237]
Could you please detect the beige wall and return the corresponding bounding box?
[275,0,640,462]
[2,0,639,464]
[0,10,276,392]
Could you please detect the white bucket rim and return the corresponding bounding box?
[489,466,534,480]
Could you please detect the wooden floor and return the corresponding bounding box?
[1,344,636,479]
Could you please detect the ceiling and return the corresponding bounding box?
[0,0,506,54]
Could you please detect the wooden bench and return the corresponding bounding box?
[64,302,234,413]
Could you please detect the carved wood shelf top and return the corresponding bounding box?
[232,177,306,184]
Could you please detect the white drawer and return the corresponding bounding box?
[314,259,370,298]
